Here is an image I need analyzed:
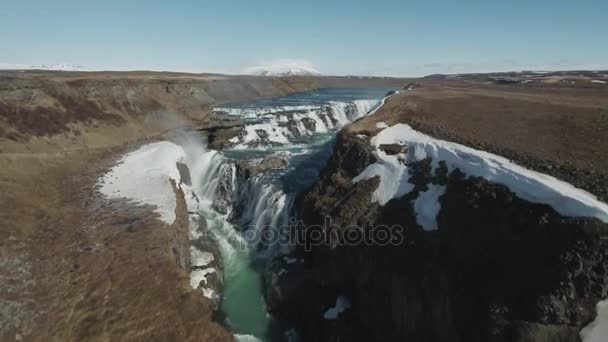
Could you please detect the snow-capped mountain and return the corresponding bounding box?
[35,63,86,71]
[243,59,321,76]
[0,63,87,71]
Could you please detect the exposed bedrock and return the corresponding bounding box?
[271,129,608,342]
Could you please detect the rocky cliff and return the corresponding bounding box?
[269,85,608,342]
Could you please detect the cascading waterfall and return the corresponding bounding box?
[191,88,393,341]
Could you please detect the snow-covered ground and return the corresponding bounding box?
[581,300,608,342]
[98,141,186,224]
[97,140,219,300]
[354,124,608,230]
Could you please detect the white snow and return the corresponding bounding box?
[367,91,398,116]
[323,296,351,320]
[98,137,224,302]
[591,80,607,84]
[98,141,187,224]
[354,124,608,223]
[0,62,87,71]
[234,334,263,342]
[376,122,388,129]
[581,300,608,342]
[190,246,215,268]
[189,267,216,288]
[414,185,446,231]
[229,136,240,144]
[243,59,321,76]
[353,146,414,205]
[201,287,215,300]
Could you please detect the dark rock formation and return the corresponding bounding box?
[275,130,608,342]
[176,162,192,185]
[212,165,234,215]
[301,118,317,132]
[378,143,407,155]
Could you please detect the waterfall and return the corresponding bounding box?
[230,174,294,258]
[192,88,393,340]
[227,98,382,149]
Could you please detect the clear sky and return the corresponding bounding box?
[1,0,607,76]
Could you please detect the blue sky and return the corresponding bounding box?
[1,0,607,76]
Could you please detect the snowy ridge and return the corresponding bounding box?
[354,124,608,228]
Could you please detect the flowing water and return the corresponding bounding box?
[192,88,394,341]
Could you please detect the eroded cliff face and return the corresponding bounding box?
[273,128,608,342]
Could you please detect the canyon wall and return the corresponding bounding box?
[272,84,608,342]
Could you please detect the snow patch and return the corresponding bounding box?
[98,141,186,224]
[323,296,351,320]
[354,124,608,223]
[189,267,216,288]
[352,147,414,205]
[581,300,608,342]
[190,246,215,268]
[591,80,607,84]
[201,287,215,300]
[376,122,388,128]
[414,185,446,231]
[367,91,399,116]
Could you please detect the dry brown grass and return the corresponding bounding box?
[0,146,232,341]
